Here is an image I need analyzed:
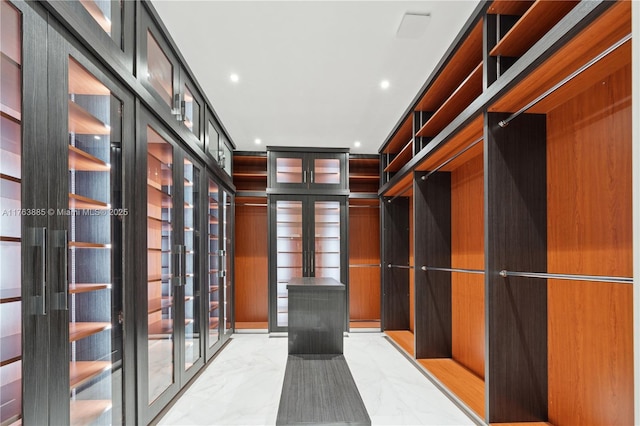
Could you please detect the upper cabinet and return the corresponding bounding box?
[206,109,233,177]
[267,148,348,194]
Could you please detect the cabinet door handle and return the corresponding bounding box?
[310,170,313,183]
[311,251,314,276]
[57,230,68,311]
[173,245,183,286]
[182,244,187,286]
[303,170,307,183]
[29,227,47,316]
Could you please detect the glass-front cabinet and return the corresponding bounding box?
[267,149,348,193]
[268,195,347,332]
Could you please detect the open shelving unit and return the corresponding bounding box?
[207,179,222,346]
[0,3,22,424]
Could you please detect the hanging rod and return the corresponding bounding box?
[387,264,414,269]
[387,183,413,203]
[499,270,632,285]
[498,34,632,128]
[421,266,484,274]
[421,136,484,181]
[349,264,381,268]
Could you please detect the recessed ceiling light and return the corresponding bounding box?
[230,73,240,83]
[380,80,390,90]
[354,141,361,148]
[254,138,262,145]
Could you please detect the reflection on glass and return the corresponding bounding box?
[314,159,340,184]
[0,2,22,424]
[146,31,173,107]
[146,127,174,403]
[207,121,219,162]
[183,160,200,370]
[208,180,220,346]
[219,138,232,175]
[223,191,232,334]
[67,57,123,424]
[276,158,303,184]
[314,201,341,281]
[276,201,303,327]
[78,0,122,46]
[183,85,199,136]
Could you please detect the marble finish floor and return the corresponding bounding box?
[159,333,474,425]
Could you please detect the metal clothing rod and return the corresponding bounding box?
[387,183,413,203]
[387,264,414,269]
[349,264,381,268]
[421,136,483,181]
[498,34,632,128]
[421,266,484,274]
[499,270,632,285]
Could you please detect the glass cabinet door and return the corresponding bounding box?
[77,0,122,46]
[146,30,173,108]
[146,126,175,404]
[274,155,303,185]
[67,56,125,425]
[313,201,341,281]
[0,2,22,423]
[182,159,201,371]
[222,190,233,335]
[274,200,303,328]
[207,179,220,356]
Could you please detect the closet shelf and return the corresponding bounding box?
[0,288,21,303]
[209,285,219,292]
[148,319,194,337]
[0,102,21,122]
[68,283,111,294]
[0,333,21,366]
[0,236,20,243]
[69,361,111,390]
[148,297,173,314]
[417,358,485,417]
[0,173,21,184]
[386,330,414,356]
[416,62,483,138]
[0,379,21,425]
[68,56,109,95]
[69,145,110,172]
[69,322,112,342]
[69,193,108,210]
[69,241,110,249]
[486,0,534,16]
[209,318,219,328]
[68,100,110,135]
[209,301,219,311]
[490,0,580,58]
[70,399,112,426]
[383,116,413,154]
[384,140,413,173]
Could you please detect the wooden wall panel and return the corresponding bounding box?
[235,204,268,322]
[546,64,633,426]
[348,205,380,320]
[450,153,485,379]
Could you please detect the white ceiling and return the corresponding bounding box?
[151,0,481,154]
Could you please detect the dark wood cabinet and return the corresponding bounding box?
[267,148,348,194]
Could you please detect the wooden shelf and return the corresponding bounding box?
[415,20,483,112]
[69,241,110,249]
[148,184,172,209]
[384,140,413,173]
[69,193,108,210]
[0,102,21,122]
[69,283,111,294]
[149,319,194,337]
[489,1,631,114]
[0,379,21,425]
[69,145,110,172]
[70,360,111,389]
[349,174,378,181]
[0,173,21,185]
[69,322,111,342]
[0,333,20,366]
[209,318,219,329]
[147,140,173,165]
[417,358,485,417]
[210,285,219,292]
[490,1,580,58]
[70,399,112,426]
[0,288,20,303]
[486,0,534,16]
[383,115,413,154]
[386,330,414,355]
[148,297,173,314]
[209,301,219,311]
[416,62,482,138]
[68,100,110,136]
[0,236,20,243]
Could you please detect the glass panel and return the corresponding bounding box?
[0,3,22,424]
[146,126,174,403]
[207,179,220,346]
[219,137,232,175]
[223,191,232,334]
[207,121,219,162]
[314,201,341,281]
[183,160,200,370]
[78,0,122,46]
[314,158,340,184]
[183,85,199,137]
[146,31,173,107]
[276,200,303,327]
[276,158,303,184]
[67,57,124,424]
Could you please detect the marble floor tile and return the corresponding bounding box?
[159,333,474,426]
